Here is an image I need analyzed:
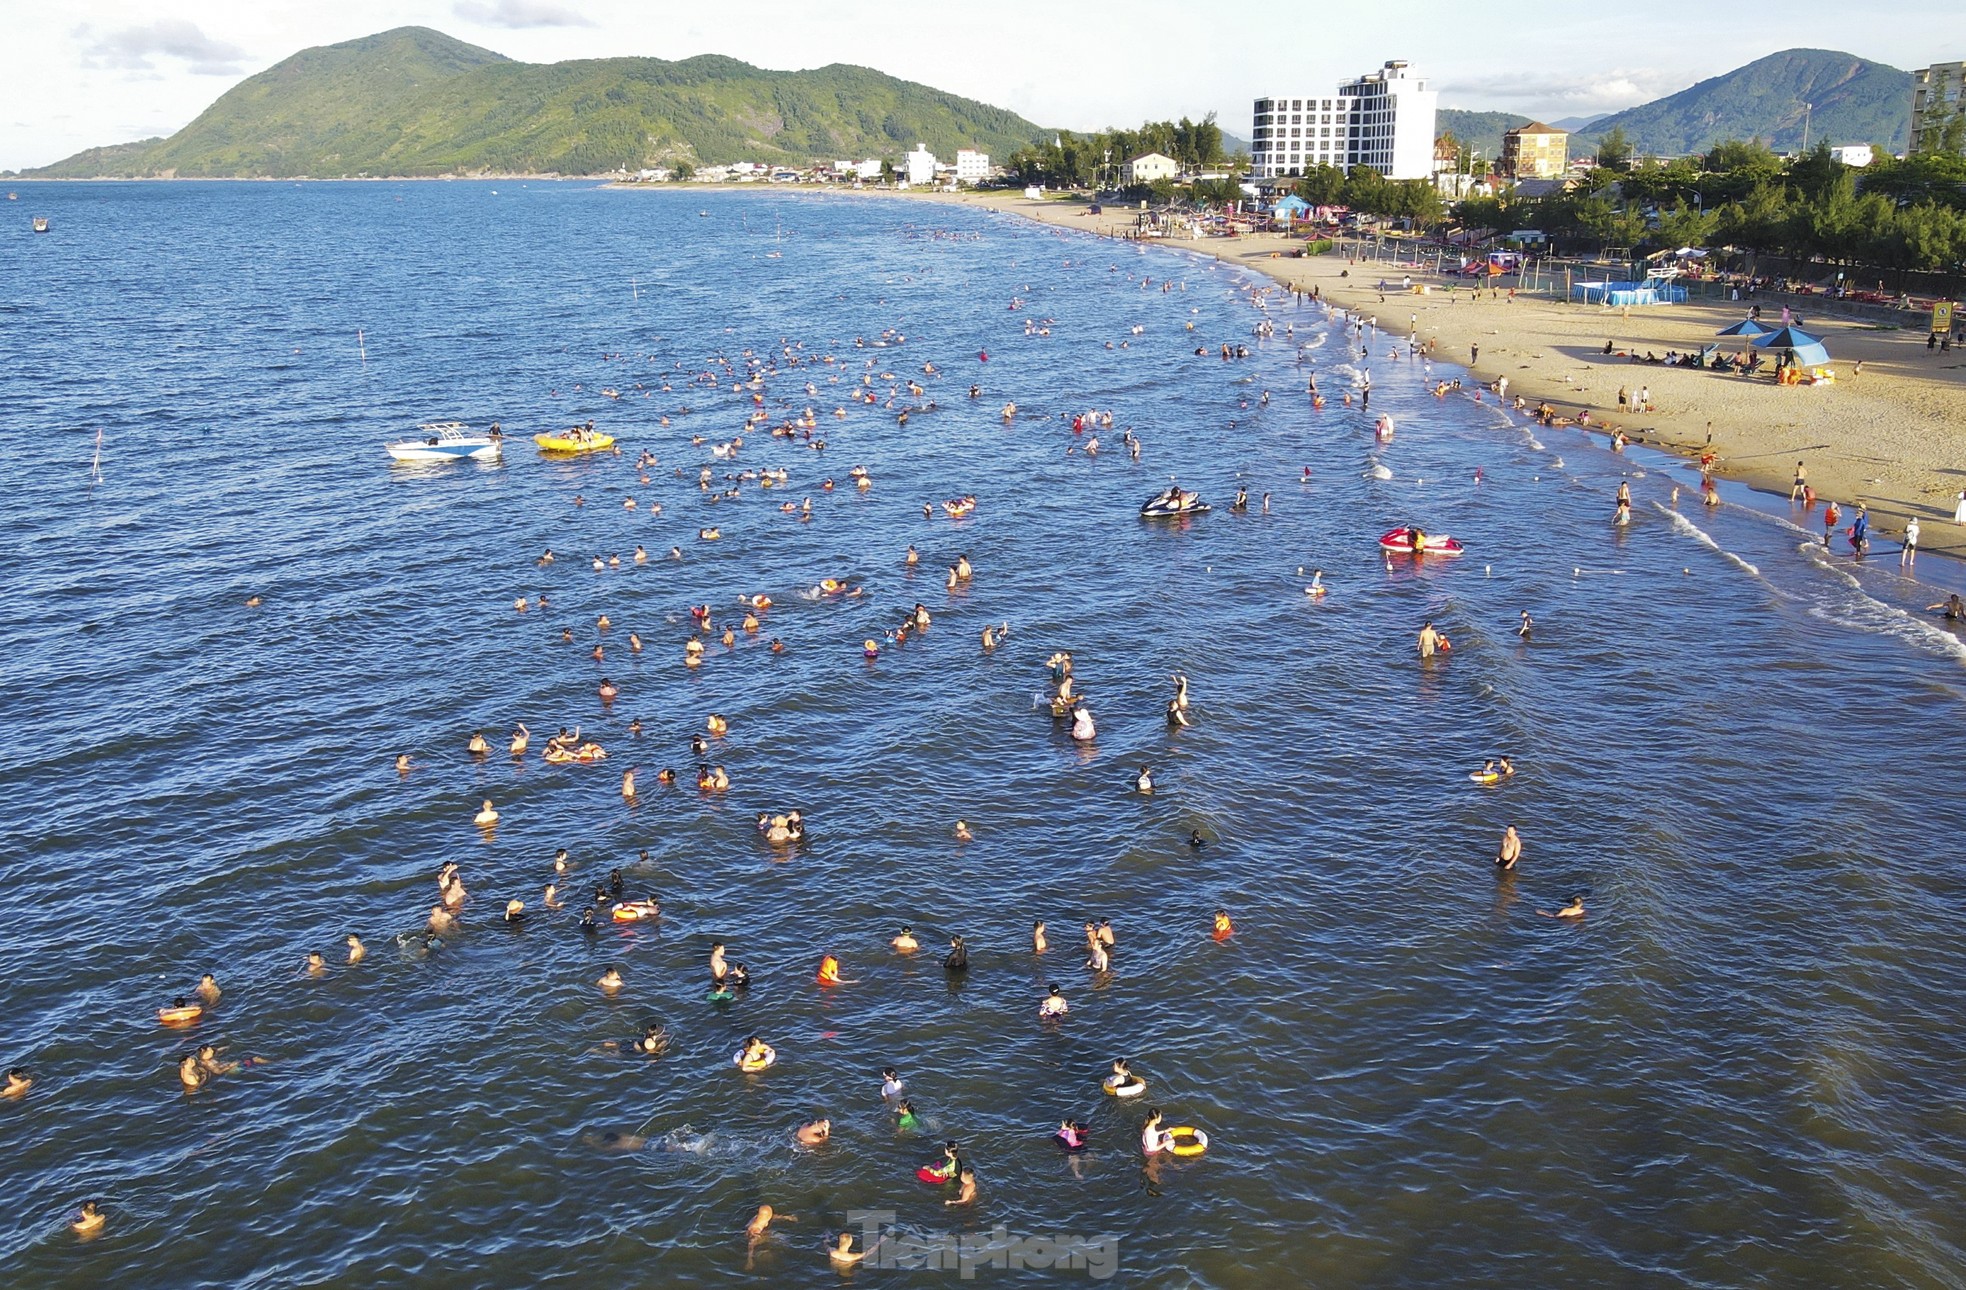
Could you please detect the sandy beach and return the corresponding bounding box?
[768,184,1966,558]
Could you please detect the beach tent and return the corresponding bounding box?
[1716,318,1774,337]
[1751,325,1830,368]
[1272,195,1310,223]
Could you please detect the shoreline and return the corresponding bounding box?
[650,181,1963,562]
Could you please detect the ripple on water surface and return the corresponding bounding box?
[3,181,1965,1289]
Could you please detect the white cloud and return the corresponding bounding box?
[1438,67,1678,115]
[454,0,597,28]
[75,19,247,76]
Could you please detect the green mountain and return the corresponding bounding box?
[1437,108,1534,159]
[31,26,1052,178]
[1571,49,1911,156]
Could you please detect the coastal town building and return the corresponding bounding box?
[1909,62,1964,153]
[1829,144,1875,168]
[953,148,991,184]
[904,144,938,187]
[1124,152,1179,185]
[1251,60,1438,181]
[1500,122,1569,180]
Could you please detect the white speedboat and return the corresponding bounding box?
[386,422,503,462]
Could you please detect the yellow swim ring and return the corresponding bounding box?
[1167,1126,1208,1156]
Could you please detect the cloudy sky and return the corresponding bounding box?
[5,0,1962,170]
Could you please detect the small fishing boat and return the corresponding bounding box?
[32,216,49,233]
[1140,487,1209,518]
[1379,527,1465,555]
[386,422,503,462]
[535,427,615,453]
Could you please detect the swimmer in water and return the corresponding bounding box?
[1134,766,1154,794]
[1086,940,1110,973]
[197,974,221,1004]
[71,1201,104,1237]
[1518,610,1534,638]
[395,753,412,774]
[1538,896,1586,919]
[474,799,499,827]
[3,1067,31,1099]
[953,819,973,842]
[830,1232,884,1267]
[1033,919,1048,954]
[944,936,968,972]
[510,724,529,756]
[1039,983,1070,1016]
[346,934,366,964]
[1212,910,1234,939]
[881,1068,905,1100]
[1927,594,1966,621]
[467,731,490,755]
[196,1044,239,1078]
[892,925,919,952]
[1497,825,1522,871]
[945,1168,978,1206]
[598,967,623,995]
[795,1118,832,1146]
[1141,1108,1175,1155]
[895,1098,922,1131]
[178,1055,207,1091]
[305,951,326,976]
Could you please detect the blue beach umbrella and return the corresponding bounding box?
[1715,318,1774,337]
[1749,325,1824,350]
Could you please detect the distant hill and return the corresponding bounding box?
[1550,113,1609,132]
[1571,49,1911,155]
[1437,108,1533,158]
[30,26,1052,178]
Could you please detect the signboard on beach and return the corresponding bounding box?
[1935,301,1955,337]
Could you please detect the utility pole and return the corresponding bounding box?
[1801,102,1813,153]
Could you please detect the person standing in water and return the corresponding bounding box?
[1417,621,1441,659]
[1901,516,1920,567]
[1496,825,1522,871]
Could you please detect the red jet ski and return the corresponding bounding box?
[1380,527,1465,555]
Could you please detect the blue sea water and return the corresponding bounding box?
[2,180,1964,1289]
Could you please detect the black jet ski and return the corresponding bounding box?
[1140,489,1210,518]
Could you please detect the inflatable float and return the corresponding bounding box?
[534,431,615,453]
[1379,527,1465,555]
[1167,1126,1209,1157]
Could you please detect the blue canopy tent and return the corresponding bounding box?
[1272,194,1311,224]
[1751,325,1830,368]
[1716,318,1774,337]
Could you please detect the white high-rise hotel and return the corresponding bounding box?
[1251,61,1439,180]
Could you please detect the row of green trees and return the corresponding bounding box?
[1006,115,1229,187]
[1440,140,1966,281]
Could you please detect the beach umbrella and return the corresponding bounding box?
[1750,325,1824,350]
[1716,318,1773,337]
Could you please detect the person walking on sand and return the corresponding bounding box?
[1901,516,1920,567]
[1790,461,1808,502]
[1954,489,1966,525]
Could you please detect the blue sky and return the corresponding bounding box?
[4,0,1963,169]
